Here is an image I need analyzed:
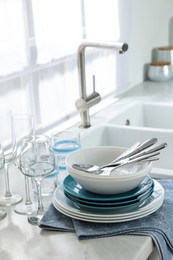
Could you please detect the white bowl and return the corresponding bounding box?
[65,146,152,195]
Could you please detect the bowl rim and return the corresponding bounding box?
[66,146,152,180]
[66,163,152,180]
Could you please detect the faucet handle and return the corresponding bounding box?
[75,92,101,113]
[92,75,96,93]
[75,74,101,112]
[76,75,101,112]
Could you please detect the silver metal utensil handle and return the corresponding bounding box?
[111,138,158,164]
[99,157,159,176]
[101,151,160,169]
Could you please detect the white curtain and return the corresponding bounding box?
[32,0,82,63]
[0,0,27,75]
[0,0,131,132]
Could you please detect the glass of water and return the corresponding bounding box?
[51,129,81,184]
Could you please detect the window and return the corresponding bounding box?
[0,0,130,132]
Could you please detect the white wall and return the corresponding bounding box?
[128,0,173,87]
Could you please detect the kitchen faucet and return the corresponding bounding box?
[75,40,128,128]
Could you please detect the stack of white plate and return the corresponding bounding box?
[52,175,164,223]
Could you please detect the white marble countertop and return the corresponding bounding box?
[1,79,173,260]
[0,164,158,260]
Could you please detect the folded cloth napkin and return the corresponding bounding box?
[39,180,173,260]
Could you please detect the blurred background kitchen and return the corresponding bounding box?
[0,0,173,134]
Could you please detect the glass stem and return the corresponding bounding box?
[34,179,44,215]
[24,176,32,205]
[4,162,12,197]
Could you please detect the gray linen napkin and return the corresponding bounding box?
[40,180,173,260]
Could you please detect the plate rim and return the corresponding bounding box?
[63,189,154,210]
[53,198,163,223]
[53,179,164,220]
[63,175,154,202]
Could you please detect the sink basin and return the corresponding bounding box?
[80,101,173,175]
[81,124,173,172]
[108,101,173,130]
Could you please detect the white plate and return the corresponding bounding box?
[52,180,164,223]
[53,199,163,223]
[53,191,163,221]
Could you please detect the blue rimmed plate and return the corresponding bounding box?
[63,175,154,203]
[64,188,153,211]
[64,185,154,206]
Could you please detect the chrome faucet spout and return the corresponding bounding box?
[78,41,128,55]
[76,40,128,128]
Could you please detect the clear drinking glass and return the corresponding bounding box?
[0,144,7,220]
[51,129,81,184]
[11,113,36,215]
[20,135,55,225]
[0,112,22,206]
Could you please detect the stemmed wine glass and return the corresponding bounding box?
[19,134,55,225]
[0,112,22,206]
[0,144,7,220]
[11,113,36,215]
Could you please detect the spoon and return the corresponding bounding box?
[112,141,141,162]
[100,156,160,176]
[111,137,158,164]
[72,150,160,174]
[97,138,157,169]
[119,142,167,161]
[72,142,167,174]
